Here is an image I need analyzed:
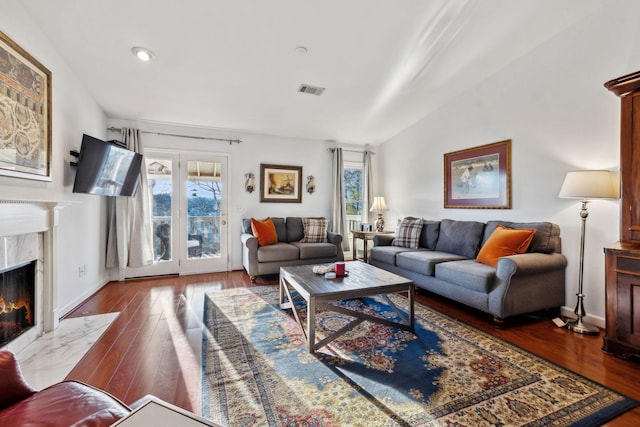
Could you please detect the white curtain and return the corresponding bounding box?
[105,128,154,280]
[331,148,350,251]
[362,150,374,224]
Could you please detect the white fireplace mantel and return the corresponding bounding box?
[0,199,75,334]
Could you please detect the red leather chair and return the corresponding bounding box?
[0,350,141,426]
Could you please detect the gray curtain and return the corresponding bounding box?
[331,148,350,251]
[105,128,154,280]
[362,150,374,224]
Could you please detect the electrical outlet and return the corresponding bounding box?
[78,264,86,277]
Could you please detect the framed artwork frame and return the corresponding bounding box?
[444,139,511,209]
[0,31,52,181]
[260,163,303,203]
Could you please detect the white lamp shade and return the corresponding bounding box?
[369,196,388,212]
[559,170,619,200]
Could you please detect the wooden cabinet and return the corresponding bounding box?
[604,71,640,358]
[603,243,640,358]
[605,71,640,243]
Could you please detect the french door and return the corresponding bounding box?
[126,150,228,277]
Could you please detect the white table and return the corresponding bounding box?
[112,397,218,426]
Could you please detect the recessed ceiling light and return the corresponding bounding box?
[131,46,154,62]
[294,46,308,56]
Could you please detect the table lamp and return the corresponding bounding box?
[370,196,388,232]
[559,170,618,335]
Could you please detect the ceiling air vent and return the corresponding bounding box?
[298,84,325,96]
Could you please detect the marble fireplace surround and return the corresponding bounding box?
[0,199,72,353]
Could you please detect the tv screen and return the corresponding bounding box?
[73,134,143,197]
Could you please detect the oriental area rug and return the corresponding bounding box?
[201,286,637,426]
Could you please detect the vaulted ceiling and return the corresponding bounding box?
[23,0,608,144]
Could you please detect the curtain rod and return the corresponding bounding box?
[329,147,375,154]
[106,127,242,145]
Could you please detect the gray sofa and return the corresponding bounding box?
[369,219,567,324]
[241,217,344,282]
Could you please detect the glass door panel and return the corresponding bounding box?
[180,156,228,274]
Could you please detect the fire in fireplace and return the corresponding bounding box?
[0,261,36,348]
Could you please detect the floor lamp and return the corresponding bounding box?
[559,170,618,335]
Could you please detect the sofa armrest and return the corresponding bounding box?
[490,252,568,318]
[496,252,568,277]
[241,233,259,276]
[373,234,394,246]
[0,351,37,410]
[327,232,344,260]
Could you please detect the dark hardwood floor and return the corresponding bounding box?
[64,269,640,426]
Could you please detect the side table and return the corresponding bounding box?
[112,397,218,426]
[351,230,394,263]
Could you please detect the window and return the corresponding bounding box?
[344,161,364,258]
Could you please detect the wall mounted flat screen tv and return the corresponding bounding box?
[73,134,143,197]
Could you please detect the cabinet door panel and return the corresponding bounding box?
[616,272,640,347]
[621,94,640,242]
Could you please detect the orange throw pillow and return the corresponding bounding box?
[250,217,278,246]
[476,225,536,267]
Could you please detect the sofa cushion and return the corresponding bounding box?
[256,243,299,262]
[396,250,467,276]
[435,260,496,293]
[435,219,485,258]
[286,217,305,242]
[483,221,555,254]
[291,242,338,259]
[476,225,536,267]
[420,220,440,249]
[250,217,278,246]
[300,218,328,243]
[243,217,287,242]
[393,217,424,248]
[369,246,415,265]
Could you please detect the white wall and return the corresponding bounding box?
[107,119,342,270]
[377,1,640,323]
[1,0,110,318]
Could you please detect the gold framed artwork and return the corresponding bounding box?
[444,139,512,209]
[0,31,52,181]
[260,163,302,203]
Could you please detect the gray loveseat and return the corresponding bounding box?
[241,217,344,282]
[369,219,567,324]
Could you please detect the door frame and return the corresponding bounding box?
[125,149,230,278]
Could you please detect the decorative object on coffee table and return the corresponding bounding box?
[559,169,618,335]
[369,196,388,231]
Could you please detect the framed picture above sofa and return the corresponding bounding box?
[444,139,511,209]
[260,163,303,203]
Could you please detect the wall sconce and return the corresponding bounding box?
[306,175,316,194]
[245,173,255,193]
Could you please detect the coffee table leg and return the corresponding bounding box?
[409,285,415,331]
[307,297,316,353]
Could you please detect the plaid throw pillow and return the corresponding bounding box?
[300,218,328,243]
[393,217,424,248]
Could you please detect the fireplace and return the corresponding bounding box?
[0,199,72,353]
[0,261,36,347]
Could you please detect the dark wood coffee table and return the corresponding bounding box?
[279,261,414,353]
